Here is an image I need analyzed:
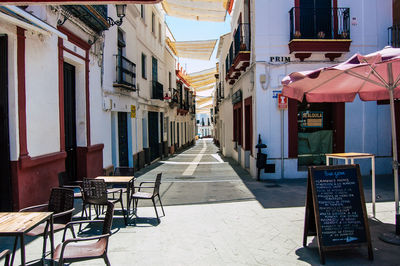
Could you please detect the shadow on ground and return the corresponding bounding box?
[296,218,400,265]
[223,154,396,209]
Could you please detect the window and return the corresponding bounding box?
[151,12,155,33]
[158,22,162,42]
[152,56,158,82]
[140,5,145,19]
[168,72,171,88]
[141,53,147,79]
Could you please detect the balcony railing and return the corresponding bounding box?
[63,5,109,32]
[289,7,350,40]
[234,23,250,58]
[388,25,400,48]
[152,81,163,100]
[114,55,136,90]
[171,88,179,103]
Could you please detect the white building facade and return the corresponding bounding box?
[215,0,398,180]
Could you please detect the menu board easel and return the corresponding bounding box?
[303,165,373,264]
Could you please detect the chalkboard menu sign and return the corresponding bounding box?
[303,165,373,264]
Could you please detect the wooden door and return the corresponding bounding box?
[118,112,129,166]
[148,111,159,161]
[64,62,77,182]
[300,0,332,38]
[0,35,12,211]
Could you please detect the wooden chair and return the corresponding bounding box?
[131,173,165,223]
[53,201,115,266]
[0,250,10,266]
[15,188,75,261]
[81,179,127,225]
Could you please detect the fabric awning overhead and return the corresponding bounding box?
[169,39,217,60]
[162,0,234,22]
[188,68,217,113]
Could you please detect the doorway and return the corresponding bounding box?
[244,97,253,153]
[118,112,129,167]
[296,100,343,167]
[177,122,180,147]
[300,0,332,38]
[0,35,12,211]
[148,111,159,161]
[64,62,77,182]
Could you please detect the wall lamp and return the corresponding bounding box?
[107,4,127,27]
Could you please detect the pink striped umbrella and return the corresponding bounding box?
[282,46,400,243]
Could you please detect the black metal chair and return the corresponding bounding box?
[53,201,115,266]
[16,188,75,261]
[131,173,165,223]
[0,250,10,266]
[58,172,83,200]
[81,178,127,225]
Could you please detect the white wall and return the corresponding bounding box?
[25,31,60,157]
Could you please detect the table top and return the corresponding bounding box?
[95,176,135,183]
[326,152,374,158]
[0,212,52,234]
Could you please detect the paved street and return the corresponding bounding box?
[2,139,400,265]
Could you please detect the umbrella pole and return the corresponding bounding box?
[388,88,400,234]
[379,64,400,245]
[387,63,400,222]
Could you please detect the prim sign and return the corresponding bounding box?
[269,56,291,63]
[0,0,161,4]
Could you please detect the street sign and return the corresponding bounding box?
[1,0,161,4]
[277,93,287,109]
[130,105,136,118]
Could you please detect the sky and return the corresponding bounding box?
[165,15,232,74]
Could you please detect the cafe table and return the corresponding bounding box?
[325,152,376,217]
[0,212,54,266]
[95,176,135,215]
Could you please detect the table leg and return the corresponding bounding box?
[11,236,18,266]
[345,158,349,165]
[372,156,376,217]
[351,158,354,164]
[326,156,330,166]
[20,234,25,266]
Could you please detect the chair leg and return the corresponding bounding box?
[158,194,165,216]
[119,197,127,225]
[152,198,160,223]
[103,254,111,266]
[42,222,49,261]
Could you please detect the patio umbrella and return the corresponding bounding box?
[281,46,400,244]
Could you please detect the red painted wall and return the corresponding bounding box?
[77,144,104,180]
[11,152,66,210]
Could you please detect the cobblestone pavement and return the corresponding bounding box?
[1,139,400,265]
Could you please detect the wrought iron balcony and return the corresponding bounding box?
[288,7,351,61]
[388,25,400,48]
[225,23,251,85]
[171,88,179,103]
[62,5,109,33]
[113,55,136,90]
[234,23,250,58]
[289,7,350,40]
[152,81,164,100]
